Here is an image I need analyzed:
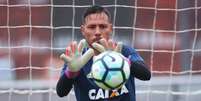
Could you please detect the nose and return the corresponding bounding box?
[94,27,101,37]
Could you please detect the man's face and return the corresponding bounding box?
[81,12,112,46]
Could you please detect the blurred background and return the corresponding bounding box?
[0,0,201,101]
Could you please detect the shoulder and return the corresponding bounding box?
[121,45,144,62]
[121,45,137,57]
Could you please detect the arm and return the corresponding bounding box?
[130,61,151,80]
[122,45,151,80]
[56,64,74,97]
[56,73,74,97]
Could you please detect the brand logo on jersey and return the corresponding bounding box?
[88,85,129,100]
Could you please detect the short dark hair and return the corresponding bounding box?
[82,5,111,24]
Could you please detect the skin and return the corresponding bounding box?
[81,12,113,54]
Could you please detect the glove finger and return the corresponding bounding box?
[78,39,86,53]
[114,42,123,53]
[60,53,72,63]
[80,48,94,65]
[65,46,72,56]
[92,42,105,53]
[70,41,78,56]
[99,38,109,49]
[108,39,115,50]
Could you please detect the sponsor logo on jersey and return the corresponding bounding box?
[88,85,129,100]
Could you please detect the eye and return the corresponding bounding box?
[99,24,107,29]
[87,25,96,29]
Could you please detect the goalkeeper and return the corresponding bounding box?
[56,5,151,101]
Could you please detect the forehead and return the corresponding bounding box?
[84,13,110,24]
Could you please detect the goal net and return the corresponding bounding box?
[0,0,201,101]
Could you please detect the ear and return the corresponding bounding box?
[109,23,113,33]
[81,25,85,36]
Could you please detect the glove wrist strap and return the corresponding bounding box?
[65,69,80,79]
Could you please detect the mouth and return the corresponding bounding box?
[93,37,102,43]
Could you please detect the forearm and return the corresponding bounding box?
[56,73,74,97]
[130,61,151,80]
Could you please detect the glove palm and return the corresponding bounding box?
[60,39,94,72]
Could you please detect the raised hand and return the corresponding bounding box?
[60,39,94,72]
[92,38,123,53]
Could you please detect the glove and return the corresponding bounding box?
[92,38,123,53]
[92,38,131,64]
[60,39,94,78]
